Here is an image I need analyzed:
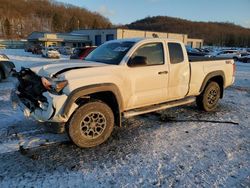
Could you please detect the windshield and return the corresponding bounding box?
[85,41,135,65]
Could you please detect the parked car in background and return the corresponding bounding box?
[186,47,208,56]
[195,48,213,54]
[59,46,73,55]
[238,54,250,63]
[0,54,9,61]
[24,45,34,52]
[32,44,43,54]
[0,54,15,82]
[70,46,96,60]
[213,50,241,61]
[42,47,60,59]
[239,51,250,57]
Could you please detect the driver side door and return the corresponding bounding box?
[125,42,169,109]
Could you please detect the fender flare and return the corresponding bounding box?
[62,83,124,118]
[199,71,225,94]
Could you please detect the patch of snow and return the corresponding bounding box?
[0,49,70,71]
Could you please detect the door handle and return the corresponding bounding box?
[158,71,168,75]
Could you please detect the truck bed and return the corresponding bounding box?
[188,57,235,97]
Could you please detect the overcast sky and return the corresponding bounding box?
[57,0,250,28]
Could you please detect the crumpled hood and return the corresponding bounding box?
[31,60,107,78]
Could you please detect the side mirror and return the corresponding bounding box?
[128,56,147,67]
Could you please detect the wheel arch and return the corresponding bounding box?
[62,83,123,127]
[199,71,225,98]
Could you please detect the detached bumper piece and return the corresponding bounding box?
[11,68,55,121]
[11,89,55,121]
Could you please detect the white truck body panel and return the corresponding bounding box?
[188,60,234,96]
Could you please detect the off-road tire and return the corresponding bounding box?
[196,81,221,111]
[68,101,114,148]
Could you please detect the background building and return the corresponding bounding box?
[26,29,203,49]
[71,28,203,48]
[27,32,91,48]
[0,39,27,49]
[187,38,203,48]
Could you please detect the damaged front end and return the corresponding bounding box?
[11,67,69,122]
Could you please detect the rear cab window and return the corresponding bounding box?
[168,42,184,64]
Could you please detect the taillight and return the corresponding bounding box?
[233,62,236,76]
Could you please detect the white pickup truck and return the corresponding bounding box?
[12,38,235,148]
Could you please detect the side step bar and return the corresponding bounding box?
[123,97,196,118]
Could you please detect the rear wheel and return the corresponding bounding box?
[196,81,221,111]
[68,101,114,148]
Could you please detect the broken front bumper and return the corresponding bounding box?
[11,89,69,123]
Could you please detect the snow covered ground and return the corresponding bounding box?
[0,49,249,187]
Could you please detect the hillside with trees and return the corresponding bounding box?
[0,0,112,39]
[126,16,250,47]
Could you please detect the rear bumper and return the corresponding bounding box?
[11,89,69,123]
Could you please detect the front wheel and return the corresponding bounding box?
[68,101,114,148]
[196,81,221,111]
